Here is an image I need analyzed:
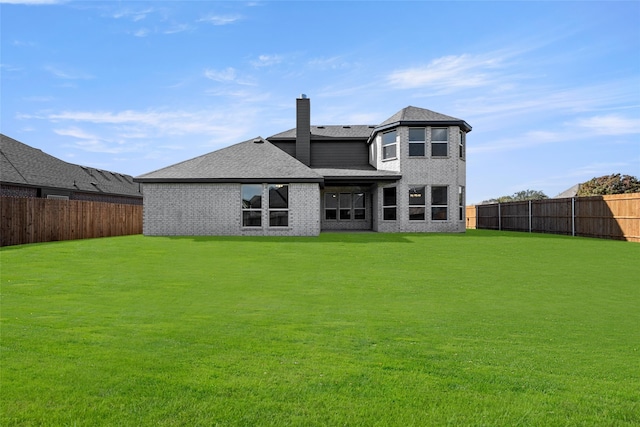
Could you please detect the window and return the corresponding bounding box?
[459,186,465,221]
[354,193,366,220]
[268,184,288,227]
[409,186,426,221]
[339,193,352,220]
[324,192,366,221]
[431,128,448,157]
[408,128,426,157]
[325,193,338,220]
[382,130,397,160]
[431,186,448,220]
[383,187,397,220]
[459,130,465,159]
[242,184,262,227]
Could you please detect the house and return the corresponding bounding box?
[0,134,142,205]
[134,96,471,236]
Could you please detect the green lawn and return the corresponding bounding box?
[1,230,639,426]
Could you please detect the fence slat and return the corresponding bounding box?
[1,197,142,247]
[468,193,640,242]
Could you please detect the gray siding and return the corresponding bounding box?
[271,141,296,157]
[310,141,369,168]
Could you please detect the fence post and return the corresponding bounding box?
[498,203,501,231]
[529,199,532,233]
[571,197,576,237]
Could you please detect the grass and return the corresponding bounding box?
[1,230,639,426]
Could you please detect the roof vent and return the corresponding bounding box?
[317,126,325,129]
[343,126,351,129]
[299,93,307,99]
[253,138,264,144]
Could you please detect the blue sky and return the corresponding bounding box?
[1,0,639,203]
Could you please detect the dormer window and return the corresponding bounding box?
[431,128,448,157]
[382,130,397,160]
[408,128,426,157]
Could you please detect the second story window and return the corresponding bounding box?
[431,128,448,157]
[408,128,426,157]
[459,130,465,159]
[382,130,397,160]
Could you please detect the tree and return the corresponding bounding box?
[482,189,548,204]
[576,174,640,196]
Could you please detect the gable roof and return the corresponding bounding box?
[268,125,375,140]
[377,106,472,132]
[135,137,323,183]
[0,134,142,198]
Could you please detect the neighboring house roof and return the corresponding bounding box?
[135,137,324,183]
[0,133,142,198]
[268,125,375,140]
[555,184,581,198]
[376,106,472,133]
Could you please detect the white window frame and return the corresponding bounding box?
[382,130,397,160]
[459,130,465,160]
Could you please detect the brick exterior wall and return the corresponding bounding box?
[0,184,37,198]
[372,125,466,233]
[142,182,320,236]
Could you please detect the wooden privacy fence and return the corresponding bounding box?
[1,197,143,247]
[466,193,640,242]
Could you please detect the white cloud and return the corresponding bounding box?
[133,28,150,38]
[204,67,237,83]
[573,114,640,135]
[53,127,133,154]
[204,67,256,86]
[251,54,283,67]
[387,53,505,91]
[198,14,242,25]
[164,23,192,35]
[308,56,354,70]
[44,65,93,80]
[112,8,154,22]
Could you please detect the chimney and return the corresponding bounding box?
[296,94,311,166]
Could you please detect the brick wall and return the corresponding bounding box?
[142,182,320,236]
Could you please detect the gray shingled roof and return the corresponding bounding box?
[0,134,142,198]
[312,167,400,181]
[268,125,375,140]
[377,106,472,132]
[135,137,323,183]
